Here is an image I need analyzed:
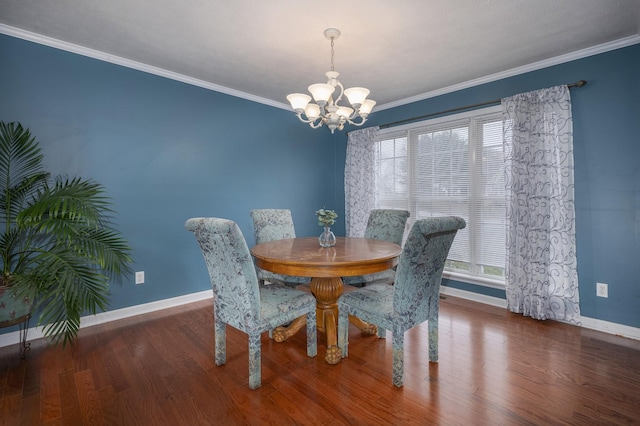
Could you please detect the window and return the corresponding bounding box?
[375,106,505,288]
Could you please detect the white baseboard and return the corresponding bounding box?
[440,286,640,341]
[2,286,638,348]
[580,317,640,341]
[0,290,213,348]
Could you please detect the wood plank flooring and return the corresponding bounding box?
[1,295,639,425]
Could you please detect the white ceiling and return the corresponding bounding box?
[1,0,639,111]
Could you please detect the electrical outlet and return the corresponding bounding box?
[135,271,145,285]
[596,282,608,298]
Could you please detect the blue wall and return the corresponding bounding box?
[364,44,640,328]
[1,34,638,333]
[0,34,346,322]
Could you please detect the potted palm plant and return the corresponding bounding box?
[0,121,132,347]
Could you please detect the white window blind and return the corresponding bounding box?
[375,135,408,210]
[375,106,505,287]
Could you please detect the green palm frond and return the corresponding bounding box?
[0,122,48,223]
[0,122,44,187]
[0,172,50,224]
[67,228,133,278]
[19,177,111,226]
[0,121,132,346]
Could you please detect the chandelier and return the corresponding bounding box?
[286,28,376,133]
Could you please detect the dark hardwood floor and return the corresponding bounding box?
[1,295,639,425]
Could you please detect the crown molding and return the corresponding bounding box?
[2,24,639,113]
[375,34,640,111]
[0,23,287,110]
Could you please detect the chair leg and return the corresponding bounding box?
[306,311,317,357]
[214,319,226,366]
[392,329,404,387]
[337,310,349,357]
[248,333,261,390]
[428,315,438,362]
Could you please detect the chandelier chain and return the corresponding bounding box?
[330,37,335,72]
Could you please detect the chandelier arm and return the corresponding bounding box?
[295,112,322,126]
[294,112,313,124]
[347,109,361,120]
[333,81,345,106]
[347,116,368,127]
[309,120,325,129]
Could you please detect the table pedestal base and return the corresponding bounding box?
[347,314,378,336]
[341,284,379,336]
[271,278,378,364]
[310,277,343,364]
[271,317,303,341]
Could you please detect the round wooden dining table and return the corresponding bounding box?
[250,237,402,364]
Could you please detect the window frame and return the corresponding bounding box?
[375,105,505,289]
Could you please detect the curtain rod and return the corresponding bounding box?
[377,80,587,130]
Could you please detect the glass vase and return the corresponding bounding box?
[319,226,336,248]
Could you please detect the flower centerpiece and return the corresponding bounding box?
[315,209,338,227]
[315,209,338,247]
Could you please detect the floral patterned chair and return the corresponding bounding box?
[185,217,317,390]
[337,216,466,387]
[250,209,311,288]
[342,209,410,287]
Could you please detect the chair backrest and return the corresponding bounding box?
[185,217,260,331]
[364,209,410,245]
[393,216,466,323]
[250,209,297,244]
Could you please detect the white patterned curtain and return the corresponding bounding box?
[344,127,378,237]
[502,85,580,324]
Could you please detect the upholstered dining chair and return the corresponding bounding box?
[185,217,317,390]
[250,209,311,288]
[337,216,466,387]
[342,209,410,287]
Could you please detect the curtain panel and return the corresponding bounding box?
[344,127,378,237]
[502,85,580,324]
